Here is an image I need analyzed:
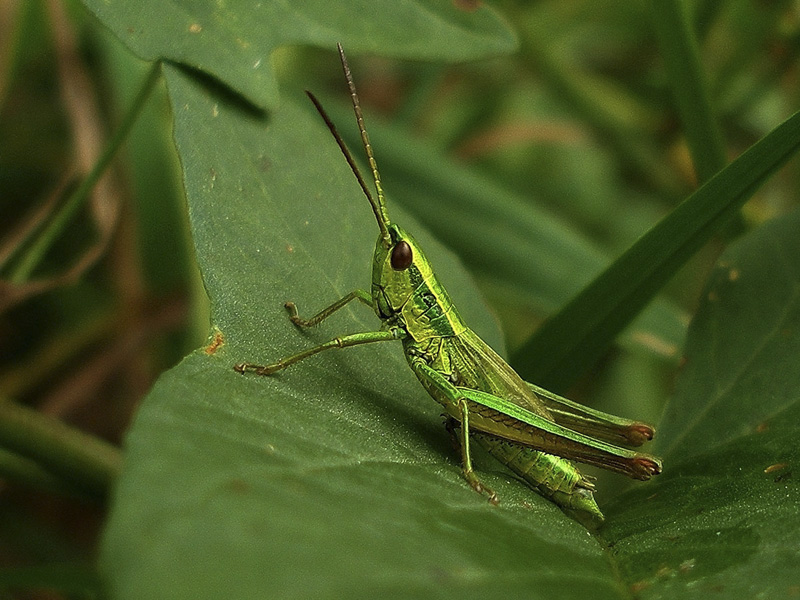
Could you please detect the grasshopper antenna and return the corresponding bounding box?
[304,91,383,230]
[337,43,392,246]
[304,45,392,248]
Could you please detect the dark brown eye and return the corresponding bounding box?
[390,241,413,270]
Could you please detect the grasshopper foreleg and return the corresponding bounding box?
[286,290,373,327]
[413,361,499,505]
[235,330,398,376]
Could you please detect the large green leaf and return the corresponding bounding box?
[100,63,622,600]
[606,209,800,598]
[87,3,800,595]
[80,0,516,109]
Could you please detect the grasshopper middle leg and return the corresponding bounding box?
[285,289,373,327]
[413,361,499,504]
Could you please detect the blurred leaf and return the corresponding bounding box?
[79,0,517,109]
[606,208,800,599]
[0,564,102,597]
[99,31,189,295]
[514,108,800,391]
[515,5,680,197]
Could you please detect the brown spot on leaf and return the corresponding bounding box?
[227,478,250,494]
[205,329,225,354]
[630,581,650,593]
[764,462,788,474]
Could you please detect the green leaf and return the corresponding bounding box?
[657,211,800,461]
[605,209,800,598]
[513,108,800,391]
[101,63,622,600]
[79,0,517,109]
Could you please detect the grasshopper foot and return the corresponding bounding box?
[463,468,499,506]
[284,302,307,327]
[233,362,281,376]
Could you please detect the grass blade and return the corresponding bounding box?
[513,108,800,390]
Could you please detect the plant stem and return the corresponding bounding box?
[0,447,94,499]
[0,400,122,498]
[9,61,162,283]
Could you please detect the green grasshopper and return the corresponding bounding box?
[235,44,661,524]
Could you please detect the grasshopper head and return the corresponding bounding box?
[371,223,433,319]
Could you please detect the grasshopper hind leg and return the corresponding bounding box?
[443,406,499,505]
[413,361,502,504]
[414,361,499,503]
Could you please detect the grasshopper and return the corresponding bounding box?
[235,44,661,524]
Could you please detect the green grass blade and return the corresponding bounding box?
[512,108,800,390]
[0,400,121,498]
[650,0,725,183]
[7,62,161,283]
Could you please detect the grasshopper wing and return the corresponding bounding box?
[525,381,656,447]
[443,328,554,419]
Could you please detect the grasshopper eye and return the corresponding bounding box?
[391,241,413,270]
